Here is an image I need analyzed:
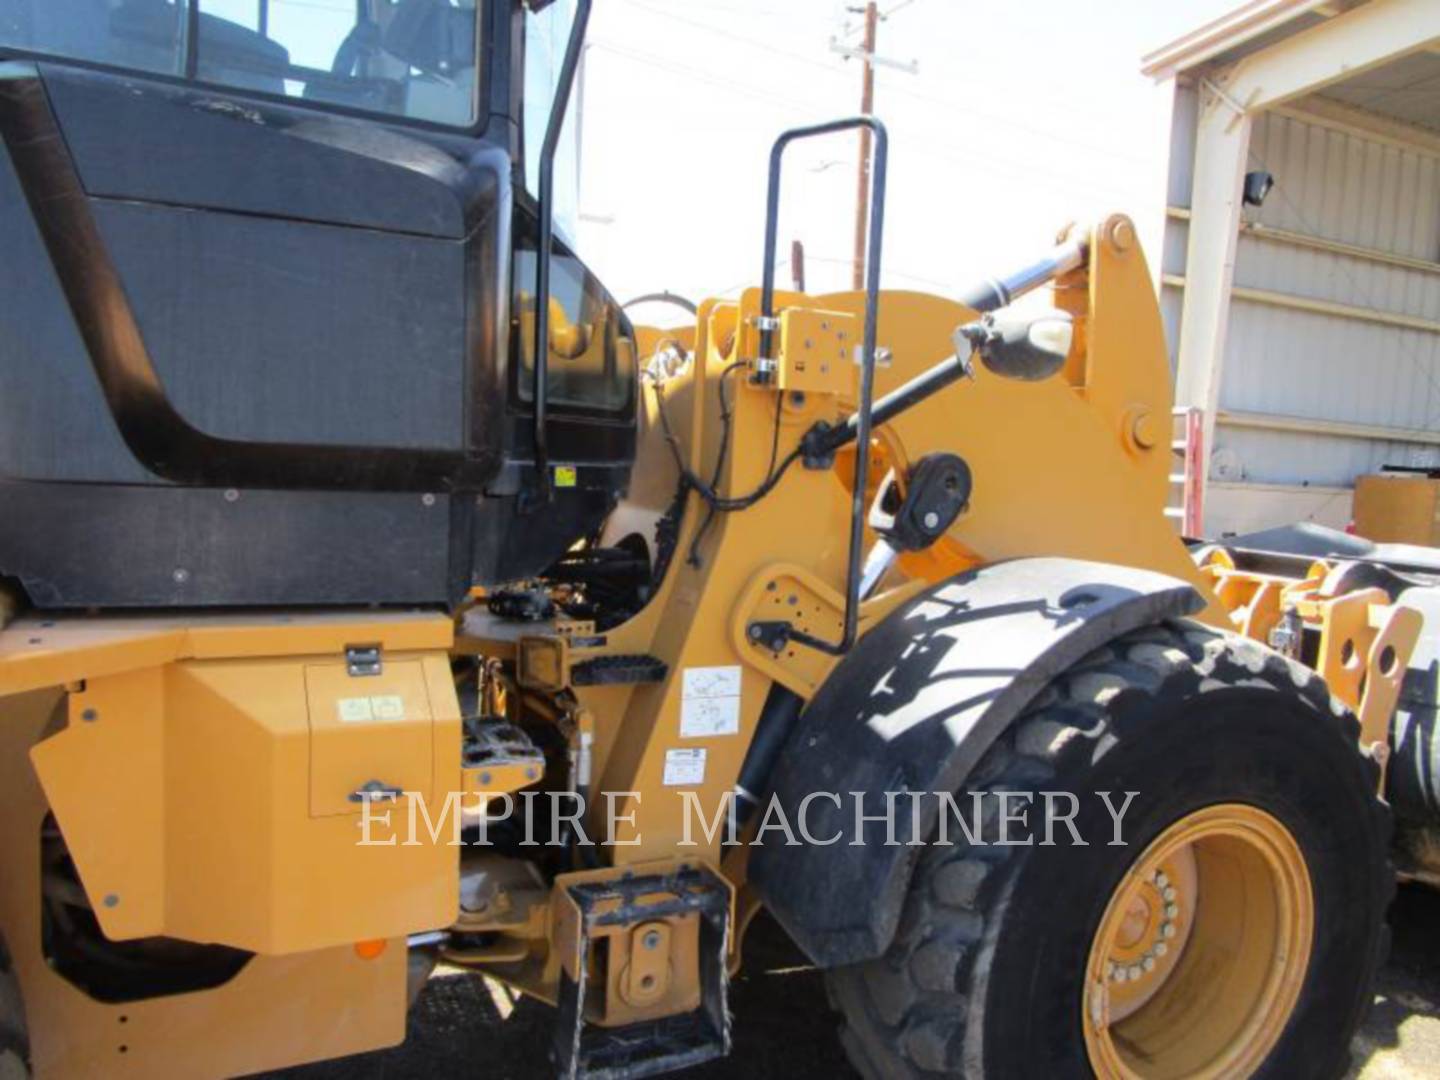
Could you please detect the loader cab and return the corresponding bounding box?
[0,0,636,609]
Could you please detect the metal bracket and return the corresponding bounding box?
[345,644,383,677]
[746,619,793,654]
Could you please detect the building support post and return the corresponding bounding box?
[1173,81,1250,472]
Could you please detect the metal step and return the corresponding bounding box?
[554,866,731,1079]
[571,654,668,686]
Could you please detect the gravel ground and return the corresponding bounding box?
[263,882,1440,1079]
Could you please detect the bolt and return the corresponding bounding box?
[479,771,492,786]
[1089,982,1108,1028]
[1105,961,1117,980]
[1127,965,1142,981]
[1106,215,1136,253]
[1161,922,1177,939]
[1113,966,1127,983]
[1130,410,1158,450]
[923,511,941,530]
[1154,871,1169,889]
[103,894,120,908]
[1141,956,1155,973]
[787,594,798,605]
[748,625,764,640]
[640,974,656,990]
[422,493,436,507]
[1164,903,1178,919]
[82,708,98,723]
[643,930,662,950]
[223,488,239,503]
[1162,886,1176,902]
[1154,942,1168,958]
[525,768,538,780]
[173,568,189,584]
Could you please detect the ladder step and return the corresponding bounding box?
[571,654,669,686]
[555,866,731,1078]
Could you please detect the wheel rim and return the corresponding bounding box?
[1082,804,1313,1079]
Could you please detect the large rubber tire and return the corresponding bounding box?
[826,620,1391,1079]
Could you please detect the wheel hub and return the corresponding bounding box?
[1083,804,1313,1079]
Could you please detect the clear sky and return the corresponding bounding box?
[574,0,1236,308]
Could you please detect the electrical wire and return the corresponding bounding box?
[687,359,747,565]
[649,364,802,517]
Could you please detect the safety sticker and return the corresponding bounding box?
[337,695,406,723]
[680,665,742,737]
[663,748,707,786]
[554,465,578,488]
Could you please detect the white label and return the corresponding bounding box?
[337,697,374,723]
[683,665,742,700]
[337,695,407,723]
[681,695,741,738]
[680,665,741,738]
[370,695,406,720]
[663,748,707,787]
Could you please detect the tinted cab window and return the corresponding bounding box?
[0,1,482,127]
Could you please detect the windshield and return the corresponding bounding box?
[0,1,484,128]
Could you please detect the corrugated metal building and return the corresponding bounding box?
[1145,0,1440,538]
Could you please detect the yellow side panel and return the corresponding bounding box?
[29,650,461,955]
[29,667,167,938]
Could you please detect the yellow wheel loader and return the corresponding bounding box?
[0,1,1424,1077]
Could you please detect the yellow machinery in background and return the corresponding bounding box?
[0,2,1427,1078]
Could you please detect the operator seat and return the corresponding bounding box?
[382,0,478,124]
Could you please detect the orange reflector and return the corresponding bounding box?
[354,939,388,960]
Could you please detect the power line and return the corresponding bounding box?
[620,0,1142,166]
[587,40,1151,202]
[618,0,849,77]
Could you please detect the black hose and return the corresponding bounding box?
[735,685,805,825]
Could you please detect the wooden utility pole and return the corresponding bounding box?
[851,1,879,290]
